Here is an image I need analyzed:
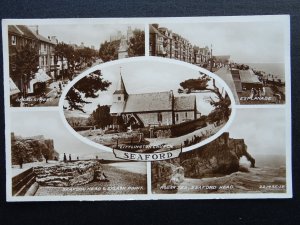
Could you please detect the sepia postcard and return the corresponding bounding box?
[2,15,292,201]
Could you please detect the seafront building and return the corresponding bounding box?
[149,24,220,67]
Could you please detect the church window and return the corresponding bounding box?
[185,112,187,118]
[176,114,179,122]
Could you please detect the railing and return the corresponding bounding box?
[12,168,37,196]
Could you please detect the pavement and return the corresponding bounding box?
[11,160,59,177]
[33,58,102,107]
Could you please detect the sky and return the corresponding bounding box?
[64,60,228,117]
[228,108,286,156]
[10,111,116,160]
[158,21,286,63]
[37,24,144,49]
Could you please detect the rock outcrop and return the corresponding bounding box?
[152,160,184,191]
[152,132,255,189]
[11,133,59,165]
[180,132,255,178]
[33,161,102,187]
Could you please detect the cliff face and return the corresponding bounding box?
[181,132,255,178]
[11,133,59,165]
[152,132,255,189]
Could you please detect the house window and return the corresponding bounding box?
[118,96,121,101]
[157,113,162,122]
[11,35,16,45]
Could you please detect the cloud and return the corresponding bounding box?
[228,108,286,155]
[159,21,285,63]
[10,111,114,159]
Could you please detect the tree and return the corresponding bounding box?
[65,70,111,112]
[128,29,145,57]
[88,105,113,128]
[13,43,39,96]
[55,42,75,80]
[76,47,97,65]
[99,40,121,62]
[178,72,231,121]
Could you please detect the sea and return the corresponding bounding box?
[171,154,287,194]
[245,62,285,81]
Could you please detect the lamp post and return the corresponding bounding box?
[210,44,213,72]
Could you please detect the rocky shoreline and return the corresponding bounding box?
[152,132,257,193]
[34,164,147,195]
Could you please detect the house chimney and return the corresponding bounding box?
[50,36,57,43]
[35,25,39,35]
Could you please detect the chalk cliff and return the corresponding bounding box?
[11,133,59,165]
[152,132,255,189]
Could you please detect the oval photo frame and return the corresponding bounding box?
[59,56,236,153]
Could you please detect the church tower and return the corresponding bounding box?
[111,71,128,129]
[113,72,128,104]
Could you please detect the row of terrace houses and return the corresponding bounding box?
[8,25,59,97]
[149,24,212,66]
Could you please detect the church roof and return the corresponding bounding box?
[174,95,196,111]
[113,75,127,95]
[123,91,173,113]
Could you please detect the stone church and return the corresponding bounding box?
[110,75,199,129]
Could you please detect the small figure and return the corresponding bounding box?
[69,154,72,162]
[63,153,67,163]
[18,156,23,169]
[250,88,254,98]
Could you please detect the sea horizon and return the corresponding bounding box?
[241,62,285,79]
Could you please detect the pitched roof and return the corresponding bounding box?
[239,70,261,84]
[174,95,196,111]
[9,77,20,95]
[8,25,23,36]
[113,75,127,95]
[15,25,37,40]
[123,91,173,113]
[34,33,55,45]
[149,24,167,38]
